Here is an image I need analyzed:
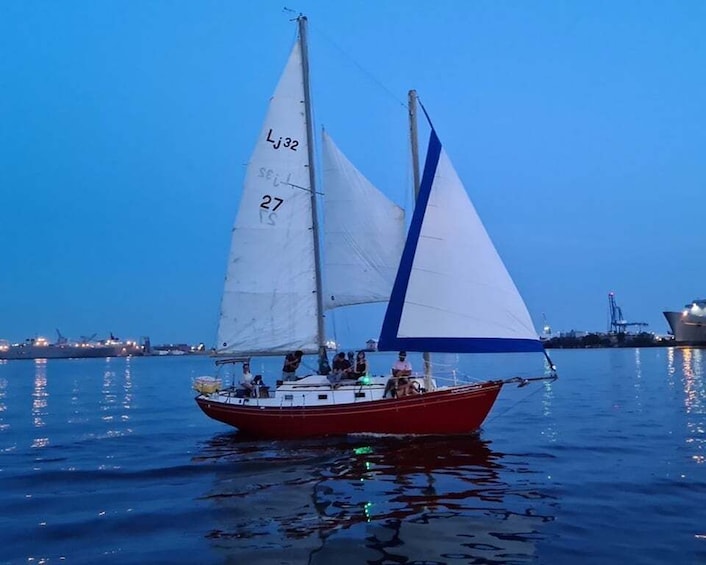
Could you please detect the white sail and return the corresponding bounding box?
[217,39,319,355]
[322,131,405,309]
[379,130,542,353]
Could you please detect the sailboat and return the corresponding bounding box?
[194,15,557,439]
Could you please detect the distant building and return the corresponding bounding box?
[559,330,589,338]
[152,343,191,355]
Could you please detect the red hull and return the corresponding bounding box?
[195,382,503,439]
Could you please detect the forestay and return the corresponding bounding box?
[217,39,319,355]
[322,131,405,309]
[379,129,543,353]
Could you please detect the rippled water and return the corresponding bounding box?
[1,348,705,564]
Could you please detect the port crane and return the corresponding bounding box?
[608,292,648,334]
[55,329,67,345]
[542,313,552,336]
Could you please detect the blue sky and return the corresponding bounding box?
[1,1,704,346]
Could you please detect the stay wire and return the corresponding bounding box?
[309,23,407,111]
[484,380,550,425]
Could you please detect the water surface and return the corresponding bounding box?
[1,348,705,563]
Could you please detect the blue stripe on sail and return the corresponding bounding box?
[378,129,544,355]
[378,129,442,352]
[381,337,545,354]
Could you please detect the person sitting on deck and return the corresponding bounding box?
[329,351,352,385]
[391,351,412,378]
[251,374,268,398]
[395,376,420,397]
[237,362,254,397]
[385,351,413,398]
[353,350,369,378]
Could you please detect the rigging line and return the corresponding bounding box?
[484,380,548,425]
[330,310,339,353]
[309,23,406,110]
[282,181,324,195]
[417,97,436,131]
[300,360,320,373]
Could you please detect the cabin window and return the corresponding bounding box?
[318,394,328,400]
[354,392,366,398]
[284,394,293,401]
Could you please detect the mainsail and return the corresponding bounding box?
[217,39,319,355]
[322,130,405,309]
[217,37,404,356]
[379,129,543,353]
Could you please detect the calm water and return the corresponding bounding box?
[1,348,705,564]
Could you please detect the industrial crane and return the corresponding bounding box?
[608,292,648,334]
[542,313,552,336]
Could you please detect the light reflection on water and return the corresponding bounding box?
[679,349,705,465]
[69,368,86,425]
[102,360,117,421]
[541,379,557,443]
[122,358,133,419]
[633,348,643,410]
[100,357,133,438]
[0,374,7,433]
[32,359,49,448]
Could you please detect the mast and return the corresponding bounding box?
[298,15,326,353]
[408,89,433,388]
[409,90,421,197]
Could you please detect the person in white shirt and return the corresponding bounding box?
[392,351,412,378]
[384,351,415,398]
[238,362,254,397]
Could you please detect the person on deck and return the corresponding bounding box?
[318,346,331,376]
[385,351,413,398]
[354,350,369,378]
[238,362,254,397]
[392,351,412,378]
[396,376,419,397]
[251,374,267,397]
[329,351,352,385]
[282,350,303,381]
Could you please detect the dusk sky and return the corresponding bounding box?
[1,1,704,347]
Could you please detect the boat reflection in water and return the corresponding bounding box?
[195,433,555,563]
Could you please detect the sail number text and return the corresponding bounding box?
[266,128,299,151]
[260,195,284,211]
[259,194,284,225]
